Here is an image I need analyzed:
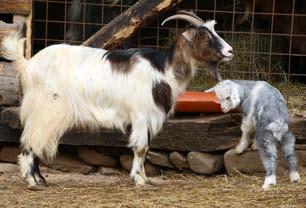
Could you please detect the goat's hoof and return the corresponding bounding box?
[290,172,300,183]
[133,174,146,186]
[38,179,48,187]
[28,184,45,191]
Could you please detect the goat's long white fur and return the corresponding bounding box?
[2,34,177,160]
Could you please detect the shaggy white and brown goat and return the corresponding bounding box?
[1,11,233,190]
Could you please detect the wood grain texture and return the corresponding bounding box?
[83,0,182,49]
[0,0,32,15]
[0,109,305,151]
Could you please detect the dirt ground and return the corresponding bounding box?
[0,169,305,208]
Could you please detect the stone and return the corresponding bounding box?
[146,151,174,168]
[223,149,306,176]
[0,146,20,163]
[98,167,123,176]
[47,153,93,174]
[187,151,223,175]
[0,163,19,173]
[224,149,265,176]
[78,147,117,167]
[119,154,161,177]
[169,151,189,171]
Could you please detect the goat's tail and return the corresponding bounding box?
[267,120,289,141]
[1,32,28,71]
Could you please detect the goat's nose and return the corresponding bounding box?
[228,49,233,54]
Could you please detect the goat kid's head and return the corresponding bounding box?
[206,80,240,113]
[162,11,234,81]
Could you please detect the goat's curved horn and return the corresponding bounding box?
[161,11,204,26]
[177,10,204,24]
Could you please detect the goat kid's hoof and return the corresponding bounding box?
[235,145,245,154]
[290,172,300,183]
[262,183,276,190]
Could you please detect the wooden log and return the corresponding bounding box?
[0,0,32,15]
[0,21,19,43]
[13,14,32,58]
[83,0,182,49]
[0,63,20,106]
[1,109,305,151]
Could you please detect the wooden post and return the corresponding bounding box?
[0,0,32,15]
[83,0,182,49]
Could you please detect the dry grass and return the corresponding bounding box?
[0,171,305,208]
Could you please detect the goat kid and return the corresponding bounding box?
[1,11,233,190]
[207,80,300,190]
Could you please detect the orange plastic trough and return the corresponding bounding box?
[175,91,222,113]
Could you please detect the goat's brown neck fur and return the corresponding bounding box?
[170,36,195,83]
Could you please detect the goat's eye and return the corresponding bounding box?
[226,96,230,100]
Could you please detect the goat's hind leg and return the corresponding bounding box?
[18,148,46,190]
[256,130,278,190]
[282,131,300,183]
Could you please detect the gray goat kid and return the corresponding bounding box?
[207,80,300,189]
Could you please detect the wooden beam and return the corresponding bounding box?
[1,108,306,151]
[0,21,19,42]
[0,0,32,15]
[0,63,20,106]
[83,0,182,49]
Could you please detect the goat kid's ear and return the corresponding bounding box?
[182,28,197,42]
[230,85,240,106]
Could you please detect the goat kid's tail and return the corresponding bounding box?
[1,32,28,69]
[267,120,289,141]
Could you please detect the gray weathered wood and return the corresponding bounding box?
[83,0,182,49]
[0,0,32,15]
[0,21,19,43]
[0,68,20,105]
[0,62,18,77]
[1,108,305,151]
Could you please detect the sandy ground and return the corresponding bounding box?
[0,169,305,208]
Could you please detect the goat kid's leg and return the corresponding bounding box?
[256,131,278,190]
[18,148,46,190]
[236,119,253,154]
[282,131,300,183]
[251,138,258,150]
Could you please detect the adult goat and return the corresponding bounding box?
[1,11,233,190]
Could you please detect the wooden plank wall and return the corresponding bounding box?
[0,0,32,106]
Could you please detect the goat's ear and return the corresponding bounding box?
[230,85,240,106]
[182,28,197,42]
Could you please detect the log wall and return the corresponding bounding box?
[0,0,32,106]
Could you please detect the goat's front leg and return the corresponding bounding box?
[236,117,253,154]
[129,118,149,185]
[18,147,46,190]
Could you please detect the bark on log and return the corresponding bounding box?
[0,0,32,15]
[0,63,20,106]
[1,109,305,151]
[83,0,182,49]
[0,22,19,43]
